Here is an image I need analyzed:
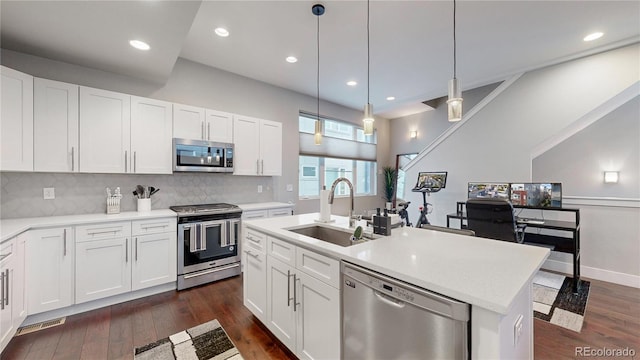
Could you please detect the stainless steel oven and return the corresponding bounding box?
[171,203,242,290]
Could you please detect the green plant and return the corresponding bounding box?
[382,166,396,202]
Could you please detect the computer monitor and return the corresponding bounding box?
[510,182,562,208]
[413,172,447,192]
[467,182,510,200]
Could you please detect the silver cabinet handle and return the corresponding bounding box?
[63,229,67,256]
[202,121,205,140]
[261,159,264,175]
[125,151,128,173]
[71,147,75,171]
[246,251,259,259]
[134,151,137,173]
[0,271,4,310]
[125,238,129,263]
[207,123,211,140]
[287,270,294,307]
[4,269,8,306]
[256,159,260,175]
[293,273,299,311]
[135,237,138,261]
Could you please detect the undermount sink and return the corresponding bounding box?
[287,225,363,247]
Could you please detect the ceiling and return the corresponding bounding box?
[2,1,639,119]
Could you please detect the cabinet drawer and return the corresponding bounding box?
[132,218,176,236]
[76,222,131,242]
[268,208,292,218]
[296,247,340,288]
[243,210,268,220]
[267,237,295,267]
[244,228,267,253]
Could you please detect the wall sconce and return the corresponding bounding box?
[604,171,619,183]
[410,130,418,139]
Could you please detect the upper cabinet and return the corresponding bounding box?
[173,104,233,143]
[34,78,79,172]
[233,116,282,176]
[1,66,33,172]
[79,86,131,173]
[131,97,173,174]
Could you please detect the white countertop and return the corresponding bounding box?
[244,213,550,314]
[0,209,176,242]
[238,202,294,211]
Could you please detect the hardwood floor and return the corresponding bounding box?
[2,275,638,360]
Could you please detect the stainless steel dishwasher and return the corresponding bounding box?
[342,262,470,360]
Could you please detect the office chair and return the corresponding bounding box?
[465,198,526,243]
[419,224,475,237]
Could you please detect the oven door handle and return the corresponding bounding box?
[228,219,240,246]
[189,224,198,253]
[199,224,206,251]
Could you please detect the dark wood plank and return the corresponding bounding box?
[3,274,638,360]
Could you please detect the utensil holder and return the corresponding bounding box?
[106,196,121,214]
[137,199,151,212]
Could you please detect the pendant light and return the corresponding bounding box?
[363,0,374,135]
[313,4,325,145]
[447,0,463,122]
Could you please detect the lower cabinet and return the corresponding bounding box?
[26,227,74,314]
[243,249,267,322]
[244,230,341,360]
[76,237,132,303]
[1,234,27,352]
[132,232,177,291]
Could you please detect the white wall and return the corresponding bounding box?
[0,49,391,217]
[390,43,640,285]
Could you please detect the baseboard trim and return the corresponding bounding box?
[542,259,640,289]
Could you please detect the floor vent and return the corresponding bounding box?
[16,317,66,336]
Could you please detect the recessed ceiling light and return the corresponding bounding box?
[346,80,357,86]
[214,27,230,37]
[386,96,395,101]
[583,32,603,42]
[286,56,298,63]
[129,40,150,51]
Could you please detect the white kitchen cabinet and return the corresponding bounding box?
[173,103,205,140]
[233,116,282,176]
[173,104,233,142]
[79,86,131,173]
[131,218,177,290]
[0,66,33,172]
[243,249,267,322]
[33,78,79,172]
[1,234,27,353]
[26,227,74,315]
[75,222,132,303]
[131,97,173,174]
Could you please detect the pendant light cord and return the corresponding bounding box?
[367,0,370,104]
[317,12,320,121]
[453,0,457,80]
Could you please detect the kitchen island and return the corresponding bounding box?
[243,213,550,359]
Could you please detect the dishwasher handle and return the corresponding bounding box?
[374,290,406,309]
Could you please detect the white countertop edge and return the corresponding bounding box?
[244,213,550,314]
[1,209,177,242]
[238,202,295,211]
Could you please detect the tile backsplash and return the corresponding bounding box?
[0,172,274,219]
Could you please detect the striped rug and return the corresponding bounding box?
[134,319,243,360]
[533,271,591,332]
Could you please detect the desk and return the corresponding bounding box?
[447,206,581,293]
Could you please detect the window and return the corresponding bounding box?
[298,113,377,198]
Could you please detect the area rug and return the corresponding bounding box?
[532,271,591,332]
[134,319,243,360]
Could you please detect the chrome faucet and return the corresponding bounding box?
[328,177,359,227]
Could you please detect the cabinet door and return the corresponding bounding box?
[296,271,340,360]
[259,119,282,176]
[0,240,16,351]
[34,78,79,172]
[76,237,131,303]
[131,96,173,174]
[12,235,27,326]
[173,103,205,140]
[205,109,233,142]
[243,249,267,322]
[0,66,33,171]
[233,116,260,175]
[79,86,131,173]
[132,232,177,291]
[266,256,296,350]
[26,227,74,315]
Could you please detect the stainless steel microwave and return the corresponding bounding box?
[173,138,234,173]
